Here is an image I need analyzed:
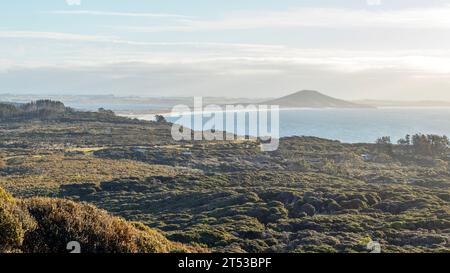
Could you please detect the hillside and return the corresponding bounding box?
[0,186,205,253]
[263,90,370,108]
[0,101,449,253]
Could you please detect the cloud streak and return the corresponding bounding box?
[2,31,450,75]
[0,31,117,42]
[47,10,192,19]
[0,31,284,50]
[118,6,450,32]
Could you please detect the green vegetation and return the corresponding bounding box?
[0,102,449,253]
[0,100,66,121]
[0,100,149,124]
[0,186,204,253]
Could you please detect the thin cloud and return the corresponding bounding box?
[4,39,450,75]
[118,6,450,32]
[0,31,284,51]
[47,10,192,19]
[0,31,117,42]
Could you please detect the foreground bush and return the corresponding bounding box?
[0,187,205,253]
[1,187,35,252]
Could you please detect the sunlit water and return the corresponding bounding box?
[164,108,450,143]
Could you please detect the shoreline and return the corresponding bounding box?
[116,106,450,122]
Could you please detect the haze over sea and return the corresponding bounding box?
[162,108,450,144]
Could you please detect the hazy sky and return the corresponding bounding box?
[2,0,450,99]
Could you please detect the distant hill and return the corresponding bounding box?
[263,90,371,108]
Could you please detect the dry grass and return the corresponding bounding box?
[1,151,199,195]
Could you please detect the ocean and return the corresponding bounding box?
[163,108,450,143]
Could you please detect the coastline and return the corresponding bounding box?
[116,105,450,122]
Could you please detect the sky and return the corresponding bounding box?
[1,0,450,100]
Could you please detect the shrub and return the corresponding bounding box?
[132,222,204,253]
[340,199,368,210]
[299,204,316,217]
[21,198,202,253]
[168,225,232,248]
[325,200,342,213]
[0,188,36,253]
[0,186,204,253]
[0,187,13,202]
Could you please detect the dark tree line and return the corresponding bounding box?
[400,134,449,156]
[0,100,67,120]
[376,134,449,157]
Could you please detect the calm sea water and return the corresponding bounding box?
[165,108,450,143]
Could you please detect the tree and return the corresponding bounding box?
[0,103,20,119]
[98,108,115,116]
[428,134,449,156]
[411,134,449,157]
[376,136,393,155]
[398,134,411,146]
[1,100,67,121]
[155,115,167,123]
[376,136,391,145]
